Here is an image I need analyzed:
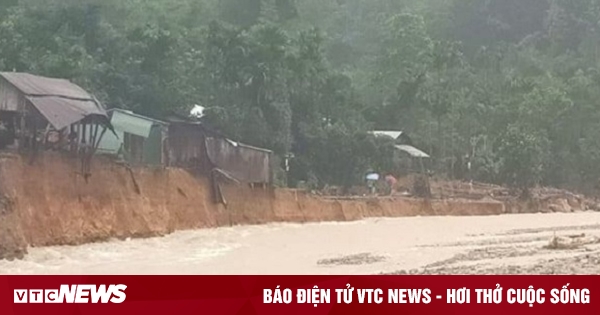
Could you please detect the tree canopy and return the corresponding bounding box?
[2,0,600,193]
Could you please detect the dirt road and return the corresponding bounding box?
[1,212,599,275]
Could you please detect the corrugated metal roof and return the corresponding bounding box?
[206,136,272,183]
[395,145,430,158]
[371,130,404,140]
[0,72,108,130]
[26,96,106,130]
[226,138,273,153]
[110,110,155,138]
[109,109,167,125]
[0,72,92,99]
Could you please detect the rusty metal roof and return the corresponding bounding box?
[0,72,108,130]
[205,137,272,183]
[26,96,106,130]
[0,72,92,99]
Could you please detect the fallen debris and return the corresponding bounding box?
[544,234,600,250]
[317,253,386,266]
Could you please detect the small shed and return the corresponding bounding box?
[371,130,432,196]
[0,72,111,173]
[205,137,272,184]
[166,121,212,173]
[96,109,168,166]
[370,130,429,158]
[371,130,430,174]
[166,118,273,184]
[0,72,109,127]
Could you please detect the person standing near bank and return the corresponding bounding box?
[385,174,398,196]
[366,171,380,195]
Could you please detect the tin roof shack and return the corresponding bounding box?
[205,137,272,184]
[371,130,429,157]
[371,130,426,159]
[0,72,111,178]
[166,120,273,183]
[166,121,212,175]
[96,109,167,166]
[371,130,432,196]
[165,118,273,203]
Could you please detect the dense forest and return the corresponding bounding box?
[2,0,600,194]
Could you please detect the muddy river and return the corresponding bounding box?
[1,212,600,275]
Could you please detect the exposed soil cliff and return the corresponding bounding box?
[0,153,554,260]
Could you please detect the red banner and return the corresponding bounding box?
[1,276,596,314]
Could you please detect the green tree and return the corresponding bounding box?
[497,126,549,195]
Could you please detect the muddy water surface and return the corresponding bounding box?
[1,212,600,275]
